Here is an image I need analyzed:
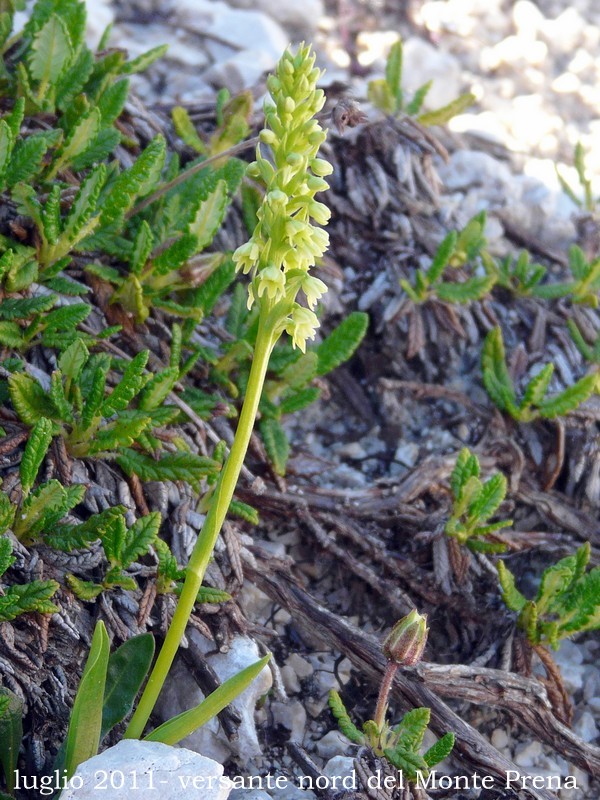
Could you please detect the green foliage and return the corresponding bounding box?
[0,535,59,619]
[401,213,494,305]
[0,687,23,795]
[568,318,600,365]
[556,142,597,214]
[65,510,162,598]
[445,448,512,553]
[533,245,600,307]
[483,249,547,297]
[482,326,598,421]
[368,39,474,125]
[329,691,454,782]
[172,88,253,157]
[7,342,184,459]
[498,542,600,649]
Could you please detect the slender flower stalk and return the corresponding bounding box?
[374,610,428,733]
[125,43,332,739]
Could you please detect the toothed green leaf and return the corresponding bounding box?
[260,417,289,476]
[20,417,53,496]
[316,311,369,376]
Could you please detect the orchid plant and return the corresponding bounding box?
[124,43,333,739]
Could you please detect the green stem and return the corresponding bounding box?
[124,318,277,739]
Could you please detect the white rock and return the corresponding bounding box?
[315,730,351,759]
[323,755,356,782]
[229,791,271,800]
[226,0,324,38]
[554,639,584,667]
[491,728,509,750]
[514,740,542,767]
[394,443,419,468]
[85,2,114,50]
[204,49,276,93]
[280,664,301,694]
[438,150,513,191]
[573,711,598,743]
[60,740,231,799]
[402,38,462,109]
[286,653,314,680]
[155,634,272,762]
[271,700,307,741]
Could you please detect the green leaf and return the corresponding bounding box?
[260,417,289,476]
[385,40,403,109]
[0,121,13,186]
[100,633,155,740]
[328,690,365,745]
[119,512,161,569]
[0,687,23,794]
[435,274,495,303]
[0,501,14,539]
[0,293,57,321]
[50,106,101,177]
[193,256,236,315]
[97,78,129,125]
[481,327,516,410]
[65,620,110,779]
[316,311,369,376]
[9,372,56,425]
[279,386,321,415]
[394,707,430,750]
[497,561,527,613]
[367,79,395,115]
[450,448,479,499]
[29,14,73,84]
[122,44,168,74]
[59,338,89,382]
[145,654,270,745]
[405,80,432,115]
[71,127,121,172]
[15,481,85,542]
[423,732,455,767]
[427,230,457,284]
[280,351,318,390]
[417,92,475,126]
[117,449,219,488]
[469,473,507,523]
[0,321,24,347]
[20,417,53,496]
[130,220,154,275]
[229,499,259,525]
[539,372,598,419]
[6,130,61,187]
[101,350,149,416]
[521,364,554,410]
[172,106,206,154]
[87,414,152,455]
[138,367,178,411]
[65,574,104,601]
[63,163,106,244]
[0,579,59,621]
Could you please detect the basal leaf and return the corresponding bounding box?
[328,690,365,745]
[427,230,457,284]
[0,579,59,621]
[497,561,527,613]
[539,372,598,419]
[122,44,168,75]
[9,372,56,425]
[101,349,149,417]
[64,620,110,779]
[144,654,270,745]
[0,687,23,794]
[117,449,220,488]
[138,367,178,411]
[100,633,155,740]
[521,364,554,411]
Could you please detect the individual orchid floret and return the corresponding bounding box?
[285,306,319,352]
[302,275,328,310]
[257,265,286,302]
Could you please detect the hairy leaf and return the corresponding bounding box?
[316,311,369,376]
[20,416,53,496]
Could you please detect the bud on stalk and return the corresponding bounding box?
[374,610,429,734]
[382,609,428,666]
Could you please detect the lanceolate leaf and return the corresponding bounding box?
[423,732,455,767]
[119,512,161,568]
[260,417,289,476]
[0,688,23,794]
[20,417,53,496]
[469,473,506,522]
[539,372,598,419]
[0,580,59,621]
[144,654,270,745]
[100,634,155,740]
[65,621,110,779]
[117,449,220,488]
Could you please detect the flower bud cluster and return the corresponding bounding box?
[232,44,332,352]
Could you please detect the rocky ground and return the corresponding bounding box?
[4,1,600,799]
